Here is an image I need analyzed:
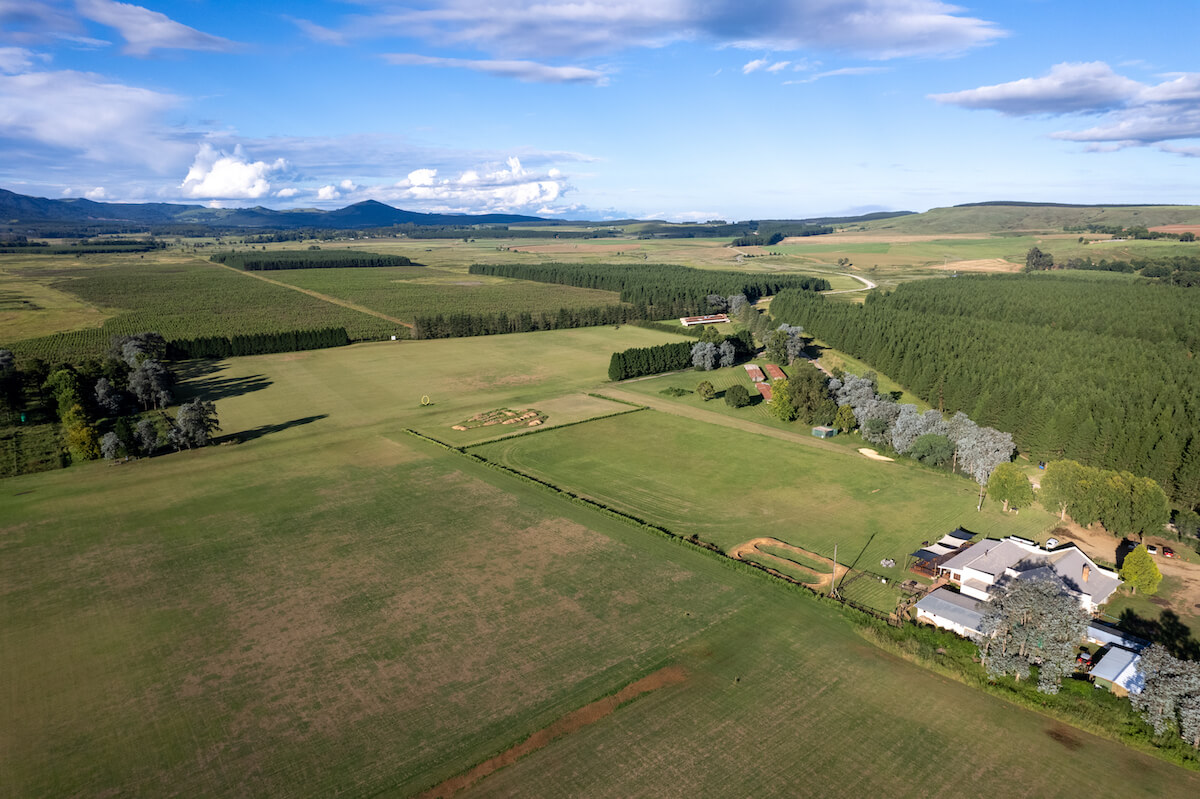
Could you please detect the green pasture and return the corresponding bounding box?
[4,328,1198,797]
[473,411,1059,581]
[463,590,1197,799]
[0,255,395,359]
[861,204,1200,234]
[263,264,624,323]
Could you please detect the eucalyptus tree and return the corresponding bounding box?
[690,341,718,371]
[979,574,1089,694]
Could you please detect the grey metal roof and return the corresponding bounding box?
[1043,549,1121,606]
[1091,646,1141,686]
[939,538,1121,608]
[937,540,992,572]
[970,540,1032,577]
[1087,622,1150,652]
[915,588,985,633]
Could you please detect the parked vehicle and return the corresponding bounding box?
[1045,537,1059,548]
[1163,546,1177,558]
[1146,545,1159,555]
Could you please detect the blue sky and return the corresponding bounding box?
[2,1,1198,220]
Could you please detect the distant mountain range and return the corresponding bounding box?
[0,189,551,230]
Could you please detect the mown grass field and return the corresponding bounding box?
[4,329,1198,798]
[474,411,1059,582]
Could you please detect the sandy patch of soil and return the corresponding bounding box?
[729,537,848,592]
[932,258,1021,273]
[418,665,687,798]
[858,448,894,462]
[1150,225,1200,235]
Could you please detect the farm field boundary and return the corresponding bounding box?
[403,427,885,619]
[217,262,414,329]
[598,386,849,455]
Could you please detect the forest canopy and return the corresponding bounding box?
[770,274,1200,511]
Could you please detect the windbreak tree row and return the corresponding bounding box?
[413,304,639,339]
[769,274,1200,510]
[469,262,829,318]
[166,327,350,359]
[211,250,413,270]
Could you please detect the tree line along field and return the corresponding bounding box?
[4,330,1199,798]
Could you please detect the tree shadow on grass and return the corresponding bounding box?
[177,373,273,403]
[1117,608,1200,660]
[216,414,327,445]
[171,360,224,383]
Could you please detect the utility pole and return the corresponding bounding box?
[831,543,838,598]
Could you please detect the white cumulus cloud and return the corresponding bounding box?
[84,186,106,199]
[179,144,286,199]
[378,156,565,213]
[316,184,340,200]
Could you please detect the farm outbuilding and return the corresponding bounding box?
[1091,646,1144,696]
[811,426,837,438]
[764,364,787,381]
[756,383,773,402]
[744,364,766,382]
[679,314,731,327]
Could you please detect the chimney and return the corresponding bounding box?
[1082,564,1090,583]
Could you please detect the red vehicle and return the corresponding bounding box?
[1163,546,1177,558]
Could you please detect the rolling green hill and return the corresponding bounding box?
[861,203,1200,234]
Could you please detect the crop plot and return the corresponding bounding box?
[453,407,547,431]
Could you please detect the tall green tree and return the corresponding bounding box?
[724,384,751,408]
[988,462,1034,512]
[833,404,857,433]
[1120,545,1163,595]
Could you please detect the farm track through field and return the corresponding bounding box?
[418,665,687,798]
[218,263,415,329]
[600,387,851,456]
